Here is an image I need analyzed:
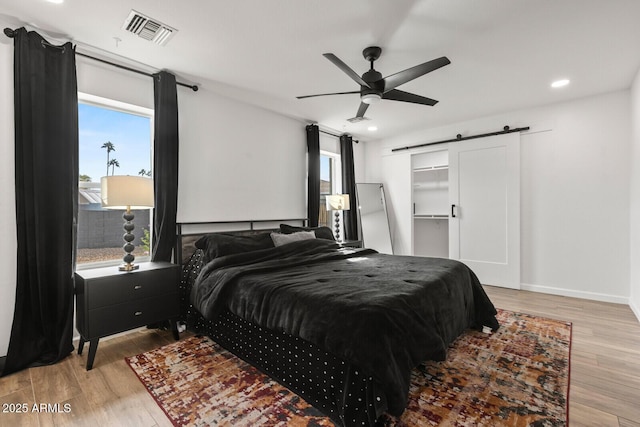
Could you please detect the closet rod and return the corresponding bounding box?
[391,125,529,152]
[3,27,199,92]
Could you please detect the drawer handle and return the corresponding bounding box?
[134,311,143,316]
[134,285,142,290]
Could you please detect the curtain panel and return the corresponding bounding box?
[1,28,78,376]
[306,125,321,227]
[340,134,358,241]
[151,71,179,262]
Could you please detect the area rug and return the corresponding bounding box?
[125,309,571,426]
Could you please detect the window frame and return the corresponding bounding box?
[319,150,342,229]
[76,92,154,270]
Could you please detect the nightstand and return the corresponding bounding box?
[340,240,363,248]
[75,261,181,370]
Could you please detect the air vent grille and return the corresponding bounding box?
[123,10,176,46]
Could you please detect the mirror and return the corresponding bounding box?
[356,183,393,254]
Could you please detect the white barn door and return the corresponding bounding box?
[449,132,520,289]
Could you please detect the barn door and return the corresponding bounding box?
[449,132,520,289]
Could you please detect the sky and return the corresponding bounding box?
[78,103,152,182]
[320,155,330,182]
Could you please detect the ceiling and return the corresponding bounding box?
[2,0,640,141]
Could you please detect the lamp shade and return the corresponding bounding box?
[101,176,154,209]
[326,194,350,211]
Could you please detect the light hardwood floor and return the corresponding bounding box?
[1,287,639,426]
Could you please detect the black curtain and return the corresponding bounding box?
[340,134,358,241]
[1,28,77,377]
[306,124,320,227]
[151,71,179,262]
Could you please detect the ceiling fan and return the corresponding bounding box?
[297,46,450,121]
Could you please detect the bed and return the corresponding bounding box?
[177,220,499,427]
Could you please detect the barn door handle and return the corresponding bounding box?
[451,204,456,218]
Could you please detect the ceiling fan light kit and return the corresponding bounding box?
[297,46,450,120]
[361,93,381,104]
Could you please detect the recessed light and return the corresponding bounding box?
[551,79,570,88]
[367,126,378,132]
[46,0,64,3]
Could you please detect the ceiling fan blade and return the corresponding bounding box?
[356,102,369,118]
[382,56,450,92]
[296,90,360,99]
[383,89,438,106]
[323,53,371,88]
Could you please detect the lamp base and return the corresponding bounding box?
[119,263,139,272]
[120,208,137,272]
[334,211,341,243]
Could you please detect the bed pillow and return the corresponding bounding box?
[270,231,316,247]
[194,232,274,263]
[279,224,335,241]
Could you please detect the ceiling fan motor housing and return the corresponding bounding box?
[361,69,384,98]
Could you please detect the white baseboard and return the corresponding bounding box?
[630,298,640,323]
[520,283,629,305]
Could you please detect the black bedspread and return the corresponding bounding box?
[191,238,498,415]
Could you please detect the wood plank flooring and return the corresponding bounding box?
[483,286,640,427]
[1,287,639,426]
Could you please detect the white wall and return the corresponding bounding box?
[366,91,631,304]
[0,42,17,358]
[630,69,640,319]
[177,87,306,222]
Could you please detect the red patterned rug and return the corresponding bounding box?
[126,310,571,426]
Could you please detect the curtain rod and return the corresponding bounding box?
[4,27,198,92]
[317,128,359,144]
[391,125,530,152]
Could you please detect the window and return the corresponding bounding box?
[319,151,341,228]
[77,93,153,268]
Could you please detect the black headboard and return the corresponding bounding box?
[175,218,307,265]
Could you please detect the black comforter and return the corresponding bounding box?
[191,238,498,415]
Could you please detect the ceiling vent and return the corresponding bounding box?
[122,10,177,46]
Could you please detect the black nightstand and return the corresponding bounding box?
[74,261,181,370]
[340,240,363,248]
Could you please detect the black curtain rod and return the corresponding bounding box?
[318,128,359,144]
[391,125,529,152]
[4,27,198,92]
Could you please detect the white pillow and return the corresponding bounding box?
[270,230,316,247]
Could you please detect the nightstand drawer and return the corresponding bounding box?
[87,293,179,338]
[87,267,179,309]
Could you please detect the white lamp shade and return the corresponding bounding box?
[101,176,154,209]
[326,194,350,211]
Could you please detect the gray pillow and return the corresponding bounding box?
[279,224,335,240]
[270,231,316,247]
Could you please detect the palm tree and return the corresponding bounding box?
[138,168,151,177]
[108,159,120,175]
[101,141,115,176]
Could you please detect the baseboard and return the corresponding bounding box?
[630,298,640,323]
[520,283,629,305]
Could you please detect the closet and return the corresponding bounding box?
[411,132,521,289]
[412,149,449,258]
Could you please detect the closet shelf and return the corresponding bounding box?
[414,214,449,219]
[413,165,448,172]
